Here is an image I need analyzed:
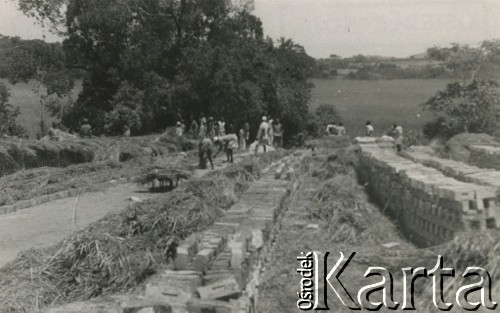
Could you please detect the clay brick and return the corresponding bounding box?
[186,299,237,313]
[145,282,192,305]
[196,276,241,300]
[174,246,191,271]
[250,230,263,250]
[119,299,171,313]
[194,248,215,272]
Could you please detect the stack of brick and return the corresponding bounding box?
[354,136,395,148]
[469,145,500,170]
[139,164,298,312]
[42,152,305,313]
[403,149,500,193]
[358,143,499,246]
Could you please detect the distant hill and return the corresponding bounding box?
[313,52,445,80]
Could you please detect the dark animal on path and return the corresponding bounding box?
[136,170,191,192]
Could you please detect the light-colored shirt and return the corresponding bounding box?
[366,125,374,135]
[258,122,270,140]
[218,121,226,135]
[337,126,346,136]
[220,134,238,149]
[80,124,92,137]
[326,124,337,135]
[395,126,403,137]
[394,126,403,144]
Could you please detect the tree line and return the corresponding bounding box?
[3,0,314,143]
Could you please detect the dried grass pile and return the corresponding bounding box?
[443,133,500,162]
[409,231,500,311]
[0,152,285,312]
[156,129,197,152]
[0,139,97,177]
[0,152,193,206]
[307,152,402,245]
[0,134,196,179]
[86,136,172,162]
[0,161,124,206]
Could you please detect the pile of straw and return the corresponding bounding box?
[444,133,500,162]
[0,140,96,176]
[0,151,286,312]
[0,149,196,206]
[0,134,197,179]
[307,153,403,245]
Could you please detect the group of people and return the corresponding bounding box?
[325,120,403,152]
[197,115,284,170]
[364,121,404,152]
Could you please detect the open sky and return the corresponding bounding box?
[1,0,500,58]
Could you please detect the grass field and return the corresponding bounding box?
[1,79,80,139]
[310,78,450,137]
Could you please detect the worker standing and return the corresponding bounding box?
[218,118,226,136]
[239,128,246,150]
[190,117,198,135]
[123,125,131,137]
[243,122,250,149]
[365,121,374,136]
[80,118,92,138]
[255,116,270,154]
[207,117,216,138]
[198,115,206,138]
[268,118,274,146]
[175,121,184,136]
[273,118,283,148]
[392,124,404,152]
[337,122,346,136]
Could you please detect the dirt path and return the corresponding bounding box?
[0,152,253,268]
[0,183,157,267]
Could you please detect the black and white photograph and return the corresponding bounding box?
[0,0,500,312]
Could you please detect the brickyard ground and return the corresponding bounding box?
[0,132,500,312]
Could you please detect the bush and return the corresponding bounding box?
[307,104,343,137]
[0,82,28,138]
[421,80,500,139]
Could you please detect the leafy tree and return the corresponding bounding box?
[3,36,75,136]
[427,40,500,83]
[0,82,28,137]
[12,0,314,141]
[422,80,499,138]
[104,82,144,135]
[422,41,500,139]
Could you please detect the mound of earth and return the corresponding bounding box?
[444,133,500,161]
